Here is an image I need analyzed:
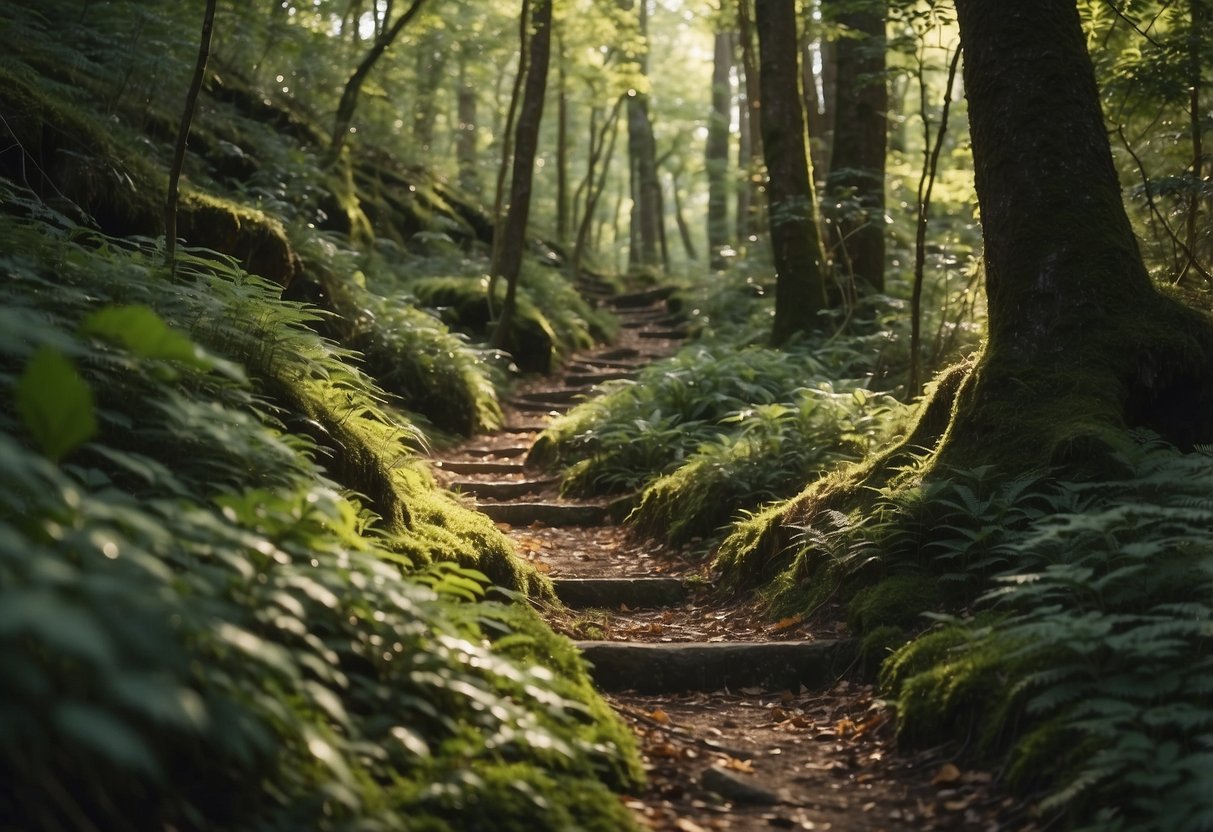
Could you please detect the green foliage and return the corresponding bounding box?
[630,385,902,546]
[882,437,1213,831]
[15,347,97,462]
[0,205,640,830]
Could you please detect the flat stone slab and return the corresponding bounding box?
[508,399,572,413]
[592,347,642,361]
[638,328,689,340]
[450,478,558,499]
[435,459,527,475]
[574,639,856,693]
[477,502,608,526]
[564,370,635,386]
[552,577,688,609]
[607,286,675,308]
[459,445,529,458]
[515,388,584,404]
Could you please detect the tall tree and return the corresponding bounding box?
[492,0,553,352]
[824,0,887,295]
[624,0,663,271]
[323,0,428,167]
[755,0,830,346]
[165,0,217,274]
[735,1,764,245]
[706,24,734,269]
[455,54,480,194]
[926,0,1213,472]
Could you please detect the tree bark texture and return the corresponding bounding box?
[755,0,829,345]
[937,0,1213,463]
[492,0,552,352]
[825,0,887,294]
[706,27,733,269]
[456,59,479,194]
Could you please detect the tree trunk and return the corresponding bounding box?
[670,170,699,263]
[755,0,830,346]
[412,31,447,153]
[935,0,1213,468]
[455,58,480,195]
[165,0,217,274]
[324,0,428,167]
[625,1,663,273]
[824,0,887,294]
[555,42,570,246]
[492,0,553,352]
[707,26,734,270]
[572,98,624,283]
[736,4,764,246]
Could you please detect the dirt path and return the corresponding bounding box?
[429,290,1036,832]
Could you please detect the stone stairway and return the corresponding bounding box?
[425,287,976,831]
[429,288,854,695]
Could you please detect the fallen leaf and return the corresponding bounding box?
[739,686,764,696]
[648,708,671,724]
[836,718,858,737]
[931,763,963,786]
[647,742,682,759]
[495,522,513,532]
[675,819,709,832]
[770,614,804,632]
[721,756,754,773]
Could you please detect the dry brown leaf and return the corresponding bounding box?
[495,522,513,532]
[532,561,551,573]
[721,756,754,773]
[674,819,709,832]
[836,717,858,737]
[770,614,804,632]
[648,708,671,724]
[931,763,963,786]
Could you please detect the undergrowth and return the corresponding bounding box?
[805,436,1213,832]
[0,200,641,830]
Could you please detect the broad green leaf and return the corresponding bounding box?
[81,305,203,363]
[80,304,244,381]
[16,347,97,462]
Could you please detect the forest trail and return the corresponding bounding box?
[429,290,1028,832]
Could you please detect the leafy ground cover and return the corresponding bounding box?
[0,198,642,830]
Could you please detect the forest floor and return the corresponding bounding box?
[430,292,1040,832]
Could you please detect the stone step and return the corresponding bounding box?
[515,388,584,404]
[552,577,688,609]
[607,286,676,309]
[434,459,527,475]
[477,501,607,527]
[501,423,544,434]
[564,370,635,386]
[571,357,645,371]
[638,328,689,340]
[508,399,572,413]
[459,445,530,459]
[575,639,856,694]
[592,347,642,361]
[450,478,558,499]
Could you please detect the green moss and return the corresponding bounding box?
[390,462,554,600]
[179,190,298,287]
[880,620,1025,751]
[847,574,939,633]
[859,625,910,670]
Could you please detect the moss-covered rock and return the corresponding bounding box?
[179,190,299,287]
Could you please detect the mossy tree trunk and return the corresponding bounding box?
[491,0,552,351]
[624,0,663,272]
[934,0,1213,470]
[717,0,1213,592]
[755,0,830,346]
